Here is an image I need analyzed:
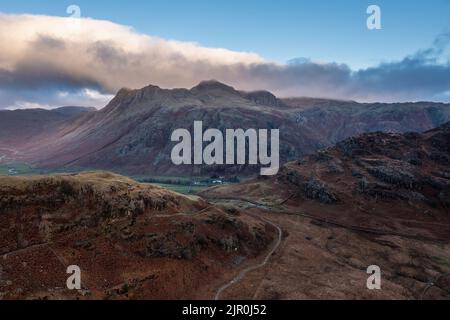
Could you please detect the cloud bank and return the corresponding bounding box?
[0,13,450,109]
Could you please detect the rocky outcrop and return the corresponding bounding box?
[224,122,450,211]
[303,178,338,204]
[241,90,285,108]
[366,164,421,190]
[280,169,338,204]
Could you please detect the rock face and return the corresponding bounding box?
[2,81,450,176]
[0,172,275,300]
[278,122,450,209]
[241,90,285,108]
[284,170,337,204]
[303,178,338,204]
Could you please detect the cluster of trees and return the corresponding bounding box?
[139,175,241,186]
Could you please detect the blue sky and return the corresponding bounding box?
[2,0,450,69]
[1,0,450,108]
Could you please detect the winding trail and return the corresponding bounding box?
[214,214,283,300]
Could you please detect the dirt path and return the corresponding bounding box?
[214,213,283,300]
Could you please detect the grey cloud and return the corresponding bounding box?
[33,34,66,50]
[0,14,449,110]
[350,32,450,101]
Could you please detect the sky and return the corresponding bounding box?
[0,0,450,109]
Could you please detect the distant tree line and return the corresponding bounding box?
[138,175,241,186]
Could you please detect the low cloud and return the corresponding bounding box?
[0,13,449,109]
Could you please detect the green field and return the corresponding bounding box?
[135,175,240,195]
[0,165,239,196]
[0,162,37,176]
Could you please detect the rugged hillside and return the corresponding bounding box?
[203,121,450,235]
[0,172,275,299]
[4,81,450,175]
[200,122,450,299]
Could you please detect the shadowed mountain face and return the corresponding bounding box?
[3,81,450,175]
[0,107,95,151]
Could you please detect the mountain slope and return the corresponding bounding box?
[199,122,450,299]
[0,172,276,299]
[0,107,94,157]
[203,121,450,238]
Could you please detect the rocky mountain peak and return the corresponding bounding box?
[190,80,239,95]
[242,90,284,107]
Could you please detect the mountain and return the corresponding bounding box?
[0,172,275,299]
[0,107,95,157]
[200,122,450,299]
[3,81,450,176]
